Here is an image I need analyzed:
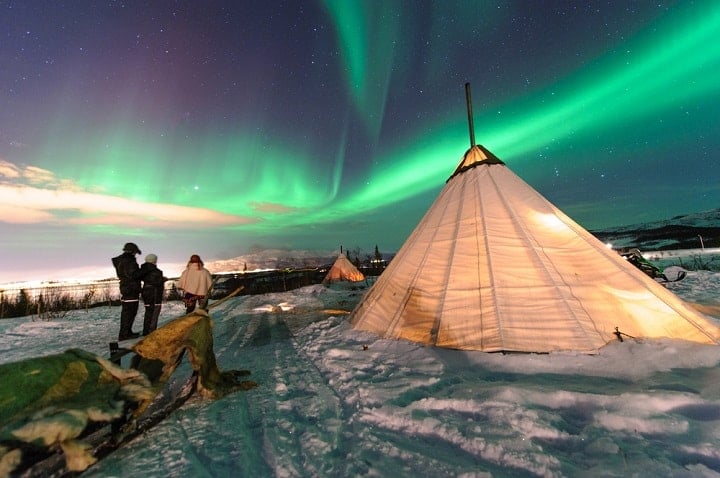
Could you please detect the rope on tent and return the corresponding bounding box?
[614,327,636,342]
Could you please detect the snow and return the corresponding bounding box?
[3,274,720,477]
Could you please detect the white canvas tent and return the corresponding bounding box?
[323,253,365,283]
[350,144,720,353]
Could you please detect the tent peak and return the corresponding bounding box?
[448,145,505,181]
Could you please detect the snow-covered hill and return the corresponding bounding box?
[206,248,336,274]
[591,208,720,251]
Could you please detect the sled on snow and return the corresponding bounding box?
[0,286,256,477]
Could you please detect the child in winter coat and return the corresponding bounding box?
[140,254,167,335]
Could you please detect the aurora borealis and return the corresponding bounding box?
[1,1,719,283]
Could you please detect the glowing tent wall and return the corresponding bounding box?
[350,146,720,353]
[323,253,365,283]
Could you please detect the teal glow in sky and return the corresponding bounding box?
[1,1,719,282]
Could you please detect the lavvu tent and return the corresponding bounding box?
[323,253,365,283]
[349,86,720,354]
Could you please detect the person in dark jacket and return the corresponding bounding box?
[111,242,142,340]
[140,253,167,336]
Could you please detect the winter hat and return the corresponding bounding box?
[123,242,141,254]
[145,253,157,264]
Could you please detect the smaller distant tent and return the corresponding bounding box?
[323,253,365,283]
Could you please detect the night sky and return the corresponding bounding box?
[1,1,718,283]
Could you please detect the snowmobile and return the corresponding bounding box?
[620,248,686,283]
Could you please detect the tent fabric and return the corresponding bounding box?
[323,253,365,283]
[350,145,720,353]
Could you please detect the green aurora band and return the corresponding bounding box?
[30,2,720,237]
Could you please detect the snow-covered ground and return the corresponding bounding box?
[645,248,720,272]
[3,273,720,477]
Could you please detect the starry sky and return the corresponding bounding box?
[1,1,719,283]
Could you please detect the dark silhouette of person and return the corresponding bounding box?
[140,253,167,336]
[111,242,142,340]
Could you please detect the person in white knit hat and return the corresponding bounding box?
[139,253,167,335]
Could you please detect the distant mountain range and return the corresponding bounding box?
[204,209,720,273]
[207,248,338,274]
[590,208,720,251]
